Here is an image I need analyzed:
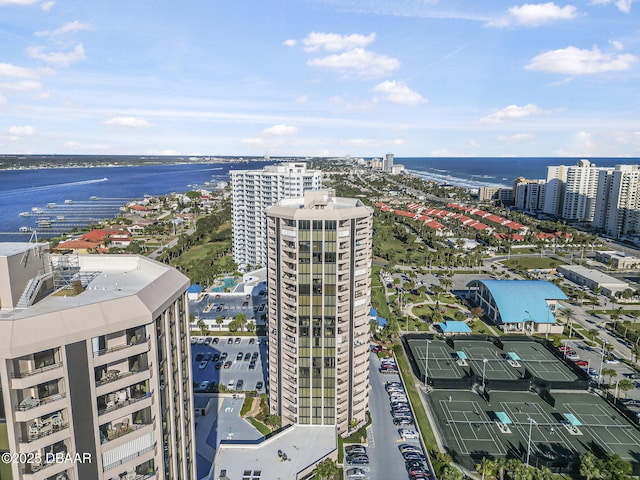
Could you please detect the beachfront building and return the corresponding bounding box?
[478,186,513,204]
[231,162,323,270]
[0,243,195,480]
[514,177,546,213]
[265,191,373,434]
[594,250,640,270]
[466,280,567,335]
[384,153,394,173]
[593,164,640,238]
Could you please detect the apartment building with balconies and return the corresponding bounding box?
[0,243,195,480]
[265,191,372,434]
[231,163,323,270]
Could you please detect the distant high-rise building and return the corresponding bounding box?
[514,177,546,212]
[384,153,394,173]
[562,159,608,222]
[265,191,372,434]
[478,186,513,204]
[542,165,568,216]
[0,243,195,480]
[231,163,323,270]
[593,164,640,237]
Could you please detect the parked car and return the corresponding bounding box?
[203,353,212,361]
[236,379,244,390]
[605,357,620,364]
[345,445,367,455]
[400,444,422,453]
[198,381,209,391]
[575,360,589,366]
[249,338,256,344]
[212,353,220,362]
[190,337,197,344]
[249,361,256,369]
[212,337,220,344]
[244,353,251,361]
[346,467,367,479]
[234,337,241,344]
[220,352,228,360]
[215,362,223,369]
[198,361,208,369]
[251,352,259,360]
[227,380,235,389]
[403,451,426,461]
[204,337,212,345]
[197,337,205,344]
[346,455,369,465]
[223,361,232,369]
[256,381,264,391]
[400,429,419,439]
[195,353,204,362]
[237,352,244,360]
[227,337,233,344]
[393,417,414,426]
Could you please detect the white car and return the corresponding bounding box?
[198,361,208,369]
[197,337,205,344]
[605,357,620,364]
[400,429,419,439]
[199,381,209,391]
[190,337,197,344]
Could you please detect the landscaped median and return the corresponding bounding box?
[392,343,438,449]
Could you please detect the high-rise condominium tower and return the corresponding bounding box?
[593,164,640,237]
[265,191,372,434]
[0,243,195,480]
[230,163,323,270]
[384,153,394,173]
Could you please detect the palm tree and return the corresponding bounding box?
[215,315,224,331]
[314,458,340,480]
[440,466,464,480]
[618,379,635,398]
[579,451,601,480]
[247,321,256,333]
[197,319,207,336]
[235,313,248,332]
[601,367,617,387]
[559,307,575,338]
[475,457,497,480]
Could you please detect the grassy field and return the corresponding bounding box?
[247,417,271,436]
[500,256,561,270]
[371,265,392,319]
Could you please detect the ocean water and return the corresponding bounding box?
[0,161,272,240]
[400,157,639,189]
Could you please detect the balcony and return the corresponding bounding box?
[93,336,150,366]
[101,421,152,445]
[15,393,66,412]
[98,390,152,416]
[10,362,64,390]
[20,416,68,444]
[103,445,155,472]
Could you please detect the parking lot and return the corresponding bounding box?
[191,336,268,393]
[352,352,432,480]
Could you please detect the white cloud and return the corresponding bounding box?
[0,63,39,78]
[8,125,35,135]
[498,133,536,143]
[302,32,375,52]
[0,80,42,90]
[263,124,298,136]
[294,95,308,104]
[64,141,110,152]
[481,104,546,123]
[40,0,54,9]
[0,0,38,5]
[26,43,85,67]
[488,2,578,27]
[308,48,400,78]
[590,0,634,12]
[104,116,151,128]
[526,45,637,74]
[610,40,624,50]
[0,94,6,105]
[371,80,427,106]
[282,39,297,47]
[35,20,90,37]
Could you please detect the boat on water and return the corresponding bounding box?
[19,211,31,217]
[64,199,73,204]
[90,196,98,200]
[19,226,31,232]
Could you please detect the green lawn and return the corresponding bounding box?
[371,265,391,319]
[247,417,271,436]
[500,256,561,270]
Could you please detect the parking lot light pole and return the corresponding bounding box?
[615,378,621,399]
[482,358,488,393]
[526,417,536,467]
[424,340,431,385]
[598,342,606,389]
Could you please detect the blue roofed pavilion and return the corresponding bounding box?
[437,320,472,335]
[466,280,567,335]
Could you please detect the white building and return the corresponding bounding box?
[561,160,609,222]
[0,243,195,480]
[230,163,323,270]
[514,178,546,213]
[384,153,394,173]
[266,191,372,434]
[543,165,568,216]
[593,164,640,237]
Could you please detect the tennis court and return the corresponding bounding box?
[454,340,521,381]
[408,339,466,380]
[502,340,579,382]
[428,389,640,469]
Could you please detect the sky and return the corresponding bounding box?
[0,0,639,158]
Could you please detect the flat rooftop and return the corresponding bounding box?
[212,425,336,480]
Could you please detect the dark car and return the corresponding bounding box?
[207,381,218,392]
[249,338,256,344]
[203,353,212,361]
[236,379,244,390]
[345,445,366,455]
[403,451,426,461]
[236,352,243,360]
[234,337,241,344]
[212,337,220,345]
[394,418,414,426]
[195,353,204,362]
[212,353,220,362]
[223,361,232,369]
[220,352,228,360]
[244,353,251,361]
[215,362,223,370]
[227,338,233,344]
[347,455,369,465]
[256,381,263,390]
[204,337,212,345]
[252,351,259,359]
[249,361,256,369]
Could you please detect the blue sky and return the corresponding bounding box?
[0,0,639,157]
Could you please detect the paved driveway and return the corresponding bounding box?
[362,353,425,480]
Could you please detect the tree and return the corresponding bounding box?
[601,367,617,386]
[471,306,484,319]
[618,378,635,398]
[440,466,464,480]
[227,319,238,333]
[235,313,248,332]
[475,457,497,480]
[454,310,466,321]
[559,307,574,338]
[314,458,340,480]
[266,414,281,429]
[216,316,224,330]
[247,321,256,333]
[601,453,632,480]
[197,319,207,336]
[579,451,601,480]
